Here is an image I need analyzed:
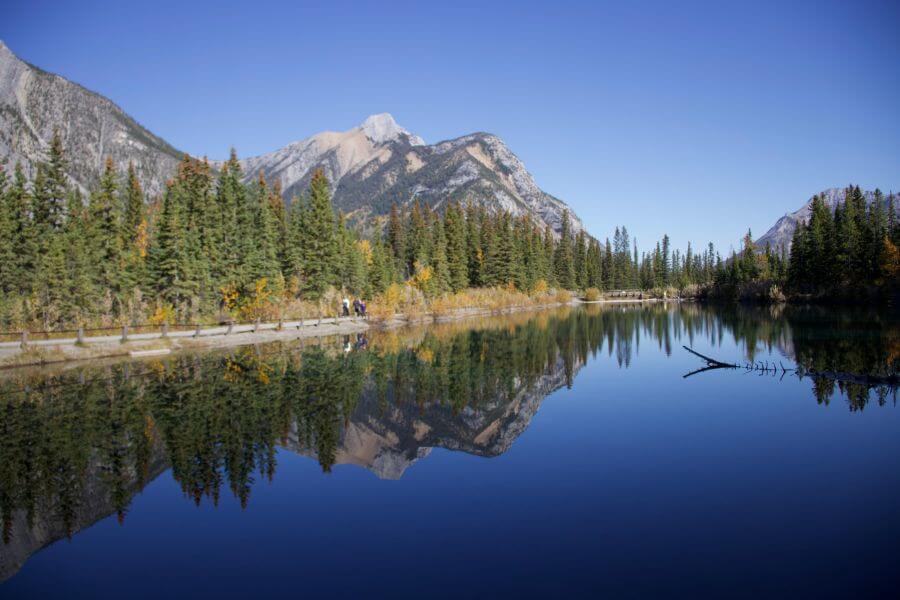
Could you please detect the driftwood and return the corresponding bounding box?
[682,346,898,390]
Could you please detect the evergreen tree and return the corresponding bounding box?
[245,172,282,290]
[429,216,451,294]
[574,230,588,289]
[148,178,193,312]
[88,158,124,310]
[554,211,576,289]
[296,169,339,299]
[444,203,468,292]
[465,204,484,287]
[387,202,407,277]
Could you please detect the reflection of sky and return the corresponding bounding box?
[5,313,900,598]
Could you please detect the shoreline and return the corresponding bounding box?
[0,297,666,371]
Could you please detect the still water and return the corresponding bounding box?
[0,304,897,598]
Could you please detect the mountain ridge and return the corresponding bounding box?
[756,186,898,251]
[0,40,584,236]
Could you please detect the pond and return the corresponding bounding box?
[0,303,898,598]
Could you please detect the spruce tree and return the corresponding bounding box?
[245,172,282,291]
[553,211,576,289]
[444,203,469,292]
[88,158,124,309]
[148,180,194,313]
[3,165,35,296]
[0,166,13,295]
[466,203,483,287]
[387,202,407,276]
[297,169,339,299]
[429,216,451,294]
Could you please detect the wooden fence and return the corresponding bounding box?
[0,315,367,349]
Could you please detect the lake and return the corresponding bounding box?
[1,303,898,598]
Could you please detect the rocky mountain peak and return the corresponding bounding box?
[0,42,588,237]
[360,112,423,146]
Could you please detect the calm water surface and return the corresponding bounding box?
[1,304,898,598]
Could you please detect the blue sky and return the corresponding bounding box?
[4,0,899,253]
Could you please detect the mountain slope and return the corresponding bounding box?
[0,40,182,197]
[756,187,898,251]
[0,40,585,236]
[225,112,584,235]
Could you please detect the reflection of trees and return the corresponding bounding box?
[1,304,896,545]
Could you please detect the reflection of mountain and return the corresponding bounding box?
[287,355,575,479]
[0,447,168,582]
[1,304,895,581]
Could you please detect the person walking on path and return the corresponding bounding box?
[342,297,350,317]
[353,298,361,317]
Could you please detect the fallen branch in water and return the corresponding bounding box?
[682,346,898,390]
[682,346,738,369]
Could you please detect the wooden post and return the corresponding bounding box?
[77,327,85,344]
[226,321,233,335]
[20,330,27,349]
[194,323,202,338]
[121,324,128,343]
[254,318,261,333]
[161,323,169,338]
[277,318,283,331]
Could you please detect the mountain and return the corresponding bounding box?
[286,352,576,479]
[227,112,585,235]
[0,40,182,197]
[756,187,898,251]
[0,40,584,236]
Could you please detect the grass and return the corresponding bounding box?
[369,285,575,321]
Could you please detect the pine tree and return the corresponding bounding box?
[574,230,588,290]
[89,158,124,310]
[215,151,245,287]
[540,224,555,286]
[297,169,339,299]
[2,165,35,296]
[602,238,613,289]
[148,180,194,313]
[444,203,468,292]
[42,130,70,231]
[245,172,282,291]
[586,239,602,289]
[466,203,484,287]
[429,216,450,294]
[387,202,407,277]
[407,200,430,272]
[553,211,576,289]
[0,165,13,296]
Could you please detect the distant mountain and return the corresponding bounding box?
[0,40,584,236]
[221,112,585,235]
[0,40,182,197]
[756,187,898,251]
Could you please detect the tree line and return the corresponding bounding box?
[1,135,896,330]
[710,186,899,299]
[0,135,728,329]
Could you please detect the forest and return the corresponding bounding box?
[0,133,897,331]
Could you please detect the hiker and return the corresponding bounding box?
[359,300,367,318]
[342,297,350,317]
[353,298,361,317]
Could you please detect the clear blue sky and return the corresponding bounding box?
[4,0,899,253]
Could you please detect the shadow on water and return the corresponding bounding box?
[0,303,896,580]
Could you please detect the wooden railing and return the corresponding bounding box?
[0,315,368,349]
